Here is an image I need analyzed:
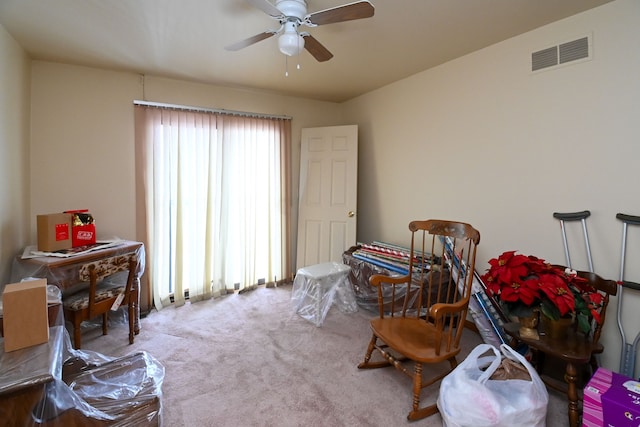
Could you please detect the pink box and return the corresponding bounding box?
[583,367,640,427]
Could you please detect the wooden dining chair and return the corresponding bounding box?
[62,253,139,349]
[503,269,617,427]
[357,219,480,421]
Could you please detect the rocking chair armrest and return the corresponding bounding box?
[429,300,468,319]
[369,273,411,287]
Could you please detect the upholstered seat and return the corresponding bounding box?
[63,283,125,311]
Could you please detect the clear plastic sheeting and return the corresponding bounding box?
[342,246,452,314]
[8,240,146,297]
[292,262,358,326]
[8,240,146,335]
[46,284,62,304]
[0,325,164,426]
[343,247,411,313]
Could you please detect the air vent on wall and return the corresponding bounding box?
[531,35,591,72]
[532,46,558,71]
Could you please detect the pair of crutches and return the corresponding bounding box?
[554,211,640,378]
[615,213,640,378]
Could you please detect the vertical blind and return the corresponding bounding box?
[134,103,292,310]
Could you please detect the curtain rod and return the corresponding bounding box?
[133,100,291,121]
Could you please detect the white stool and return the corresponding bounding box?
[291,262,357,326]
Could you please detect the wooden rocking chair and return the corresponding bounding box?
[358,219,480,421]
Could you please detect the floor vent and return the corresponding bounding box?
[532,35,591,72]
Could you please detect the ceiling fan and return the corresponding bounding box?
[225,0,375,62]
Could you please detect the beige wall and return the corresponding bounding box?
[343,0,640,370]
[30,63,141,241]
[29,64,345,242]
[0,25,31,285]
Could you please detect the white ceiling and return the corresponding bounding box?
[0,0,613,103]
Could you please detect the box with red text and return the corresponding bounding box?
[37,213,72,252]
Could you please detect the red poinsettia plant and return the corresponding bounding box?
[481,250,605,334]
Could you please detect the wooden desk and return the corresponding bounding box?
[10,241,145,334]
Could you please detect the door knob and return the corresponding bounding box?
[348,211,356,218]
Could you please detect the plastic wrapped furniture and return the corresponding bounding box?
[291,262,358,326]
[9,240,146,336]
[342,246,452,314]
[0,325,164,426]
[10,241,145,295]
[63,253,139,349]
[38,352,164,426]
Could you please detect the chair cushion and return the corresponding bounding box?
[63,283,125,311]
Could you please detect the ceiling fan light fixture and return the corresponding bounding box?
[278,31,305,56]
[226,0,375,62]
[275,0,306,19]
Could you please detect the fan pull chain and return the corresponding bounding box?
[284,53,301,77]
[296,34,302,70]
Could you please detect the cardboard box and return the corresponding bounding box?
[72,224,96,247]
[37,213,72,251]
[66,210,96,247]
[2,279,49,352]
[583,367,640,427]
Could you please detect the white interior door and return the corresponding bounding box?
[296,125,358,269]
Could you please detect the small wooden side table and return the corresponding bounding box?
[503,322,600,427]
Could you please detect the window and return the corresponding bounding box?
[135,104,292,309]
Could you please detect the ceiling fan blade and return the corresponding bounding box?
[246,0,283,18]
[225,31,276,51]
[302,34,333,62]
[306,0,374,26]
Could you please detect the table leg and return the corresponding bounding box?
[315,282,322,327]
[134,278,141,335]
[564,362,579,427]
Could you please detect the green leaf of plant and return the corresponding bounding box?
[540,299,560,320]
[576,313,591,335]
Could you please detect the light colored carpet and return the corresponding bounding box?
[78,284,570,426]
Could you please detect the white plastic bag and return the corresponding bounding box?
[437,343,548,427]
